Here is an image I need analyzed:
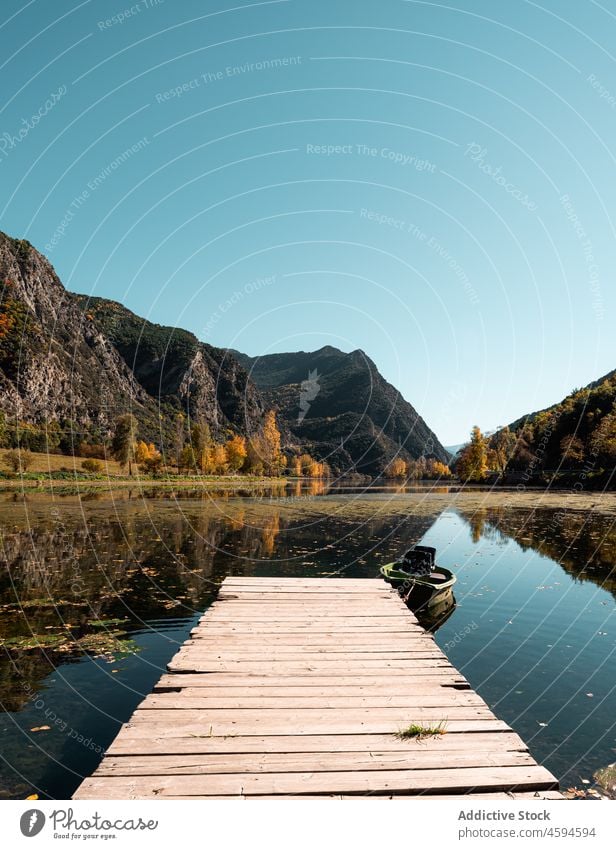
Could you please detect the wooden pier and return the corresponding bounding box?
[74,577,561,799]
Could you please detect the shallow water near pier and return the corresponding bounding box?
[0,484,614,798]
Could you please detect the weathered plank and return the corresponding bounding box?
[140,693,488,709]
[73,577,561,800]
[151,791,566,800]
[166,661,456,674]
[154,673,470,688]
[74,764,559,798]
[97,750,537,776]
[106,730,527,756]
[110,718,513,737]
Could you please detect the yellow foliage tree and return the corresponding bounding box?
[384,457,407,478]
[210,443,229,475]
[261,410,283,475]
[428,460,452,478]
[135,441,158,464]
[226,435,247,472]
[299,453,314,475]
[456,426,488,482]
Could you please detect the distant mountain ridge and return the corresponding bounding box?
[0,231,448,475]
[232,346,449,474]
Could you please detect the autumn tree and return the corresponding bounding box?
[135,441,154,464]
[384,458,407,478]
[456,426,488,482]
[309,459,326,477]
[261,410,283,475]
[210,443,229,475]
[428,460,452,478]
[226,435,247,473]
[299,453,314,476]
[111,414,138,475]
[135,441,162,474]
[290,455,302,477]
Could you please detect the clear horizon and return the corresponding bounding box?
[1,0,614,444]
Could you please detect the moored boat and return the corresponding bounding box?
[380,545,456,610]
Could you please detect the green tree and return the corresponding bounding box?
[111,414,138,475]
[490,426,516,474]
[590,411,616,463]
[82,459,103,474]
[190,422,212,473]
[45,419,62,453]
[0,411,7,448]
[179,443,196,473]
[560,434,585,467]
[173,412,186,469]
[4,448,33,474]
[245,435,266,475]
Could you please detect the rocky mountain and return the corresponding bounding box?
[71,295,263,434]
[232,346,449,474]
[0,232,262,445]
[0,231,448,475]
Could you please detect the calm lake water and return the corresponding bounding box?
[0,485,614,798]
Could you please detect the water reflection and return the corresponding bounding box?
[1,491,615,798]
[459,506,616,602]
[425,508,616,790]
[0,493,438,798]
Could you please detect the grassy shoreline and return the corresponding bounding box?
[2,450,616,515]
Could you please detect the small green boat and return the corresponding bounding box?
[380,545,456,610]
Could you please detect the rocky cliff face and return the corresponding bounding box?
[0,233,263,443]
[71,294,263,436]
[0,234,153,436]
[233,346,449,474]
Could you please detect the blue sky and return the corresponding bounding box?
[1,0,614,444]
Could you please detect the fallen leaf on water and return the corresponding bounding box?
[26,794,38,800]
[30,726,50,732]
[586,693,594,698]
